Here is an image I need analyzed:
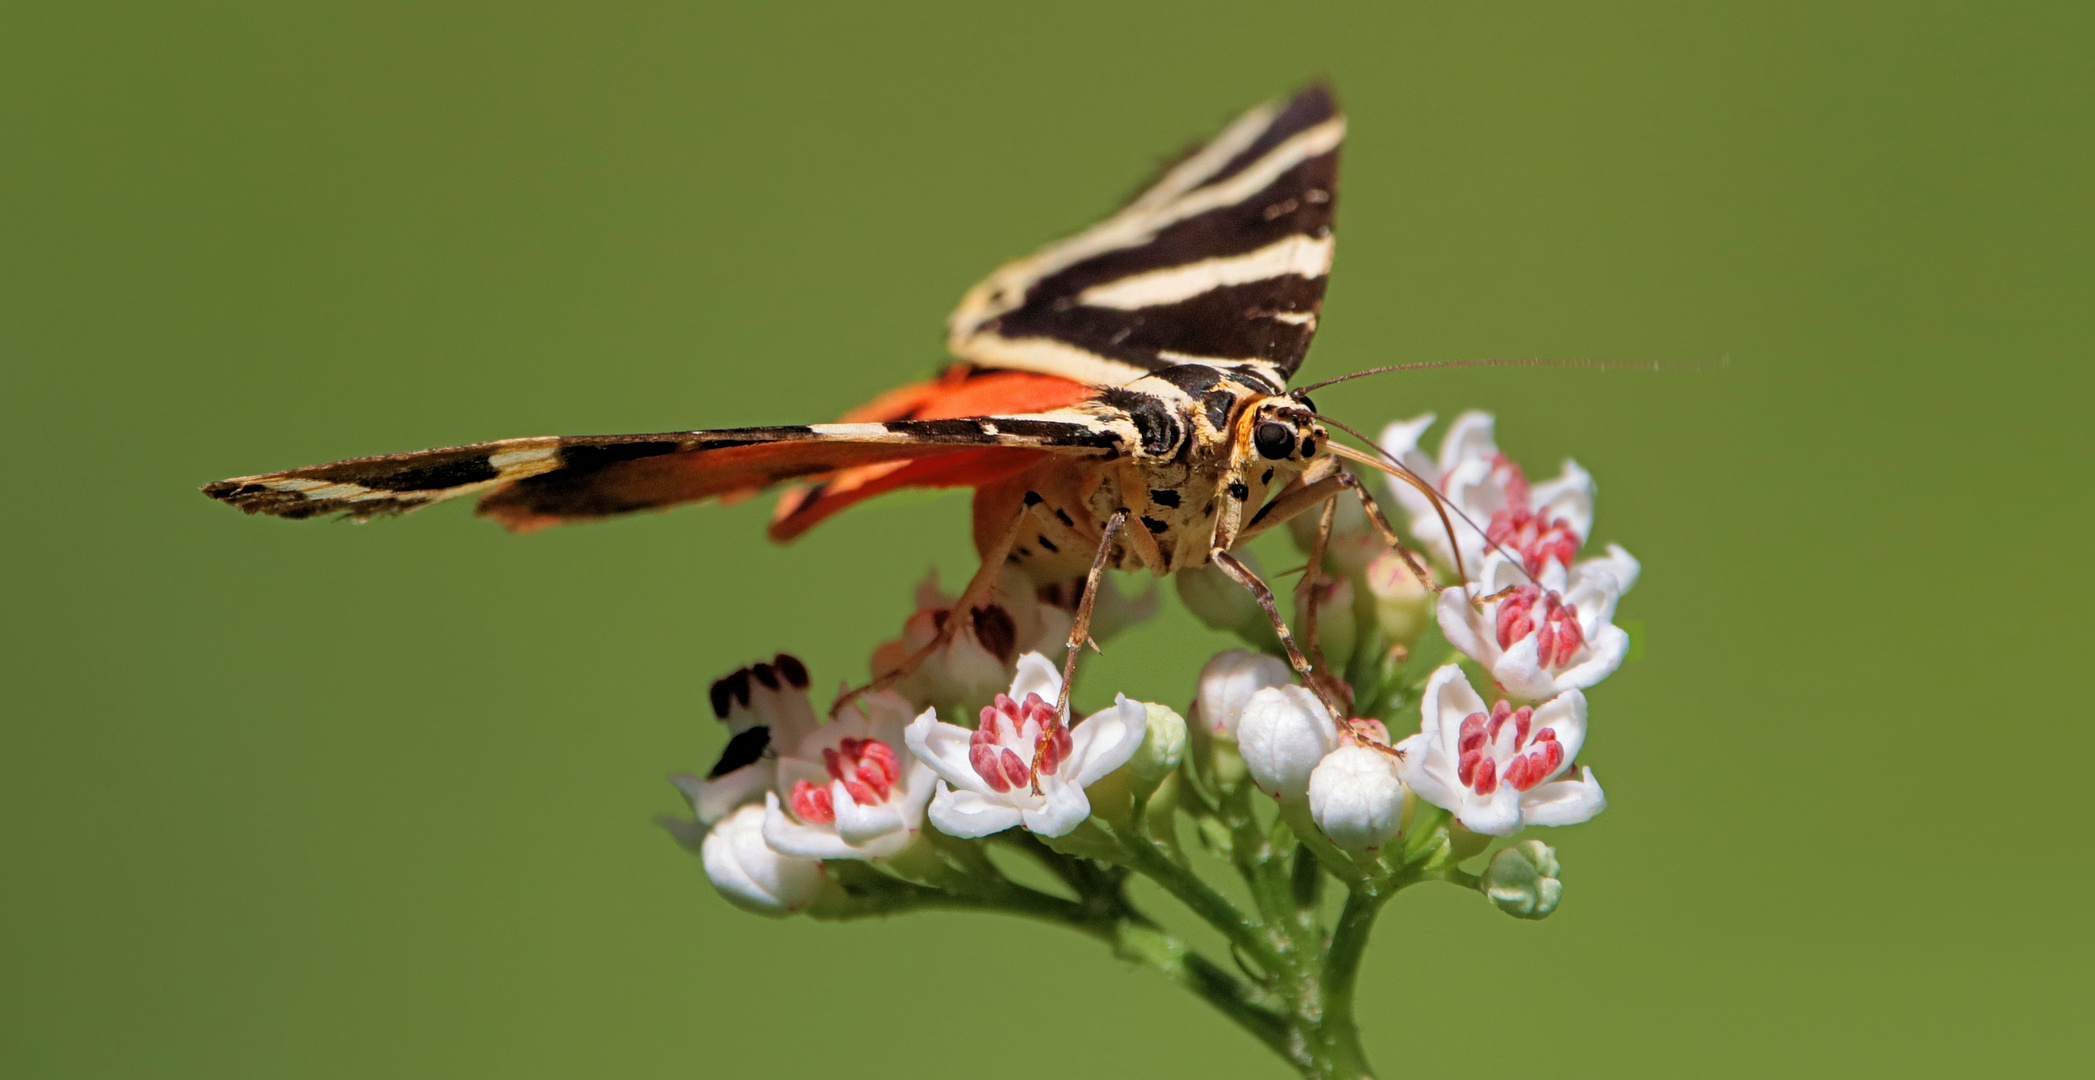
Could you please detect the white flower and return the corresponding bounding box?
[761,690,936,860]
[667,655,820,829]
[1363,548,1435,647]
[872,571,1034,715]
[702,804,824,915]
[1236,685,1337,799]
[1437,546,1639,699]
[1396,665,1604,837]
[1380,411,1595,583]
[1193,649,1295,739]
[905,652,1147,838]
[1308,744,1405,850]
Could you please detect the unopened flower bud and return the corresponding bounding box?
[1175,555,1279,650]
[1236,686,1337,800]
[1482,839,1562,920]
[1307,744,1404,850]
[1129,702,1188,792]
[1194,649,1293,740]
[1364,549,1434,647]
[703,804,824,916]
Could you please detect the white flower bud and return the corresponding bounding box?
[1363,549,1434,648]
[702,804,823,916]
[1194,649,1294,740]
[1482,839,1562,920]
[1235,686,1337,799]
[1308,744,1404,850]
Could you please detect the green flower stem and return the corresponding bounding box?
[1316,884,1395,1079]
[1100,819,1289,977]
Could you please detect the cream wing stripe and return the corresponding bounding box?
[1074,234,1334,310]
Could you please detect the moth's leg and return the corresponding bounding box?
[831,499,1032,717]
[1330,469,1436,591]
[1299,494,1339,677]
[1054,508,1128,716]
[1208,547,1346,721]
[1237,466,1435,592]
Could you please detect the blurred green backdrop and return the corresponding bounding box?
[5,2,2089,1076]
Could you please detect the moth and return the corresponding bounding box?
[203,84,1449,714]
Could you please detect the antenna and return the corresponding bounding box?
[1291,355,1723,397]
[1313,412,1537,590]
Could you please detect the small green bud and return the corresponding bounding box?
[1482,839,1563,920]
[1130,703,1188,792]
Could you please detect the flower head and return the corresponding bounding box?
[1438,546,1639,700]
[1397,665,1603,837]
[905,653,1147,838]
[1380,411,1595,583]
[762,689,936,860]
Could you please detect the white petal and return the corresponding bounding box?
[1007,651,1064,708]
[1236,685,1337,799]
[703,805,823,915]
[904,710,999,796]
[1550,624,1628,693]
[895,757,937,825]
[1438,411,1499,475]
[1436,588,1498,668]
[831,780,906,847]
[1396,732,1467,815]
[1020,778,1094,837]
[1194,649,1294,737]
[1456,787,1524,837]
[929,784,1025,838]
[1491,634,1559,701]
[1520,766,1607,827]
[761,792,860,860]
[683,763,776,826]
[1417,664,1488,757]
[1529,459,1595,542]
[1577,543,1641,596]
[1066,694,1147,787]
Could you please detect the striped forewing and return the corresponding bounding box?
[202,413,1122,528]
[948,84,1343,391]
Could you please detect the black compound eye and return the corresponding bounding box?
[1254,421,1294,460]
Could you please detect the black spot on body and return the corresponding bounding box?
[1261,468,1275,485]
[1203,390,1234,431]
[708,726,771,778]
[1227,481,1249,501]
[1203,498,1216,516]
[1141,516,1169,534]
[1098,387,1183,457]
[1037,535,1059,553]
[1300,437,1317,458]
[1024,491,1044,505]
[1054,508,1075,527]
[891,418,987,440]
[1149,489,1181,508]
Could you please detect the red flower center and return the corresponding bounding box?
[1455,699,1565,796]
[788,736,901,824]
[969,691,1073,795]
[1494,584,1586,671]
[1479,454,1580,577]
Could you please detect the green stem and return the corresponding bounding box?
[1102,821,1289,976]
[1316,885,1393,1079]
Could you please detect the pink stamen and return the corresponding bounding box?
[790,779,835,824]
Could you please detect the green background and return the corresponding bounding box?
[5,2,2088,1076]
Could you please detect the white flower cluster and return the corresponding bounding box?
[663,570,1160,914]
[665,410,1635,913]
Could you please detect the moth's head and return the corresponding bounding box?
[1239,397,1326,467]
